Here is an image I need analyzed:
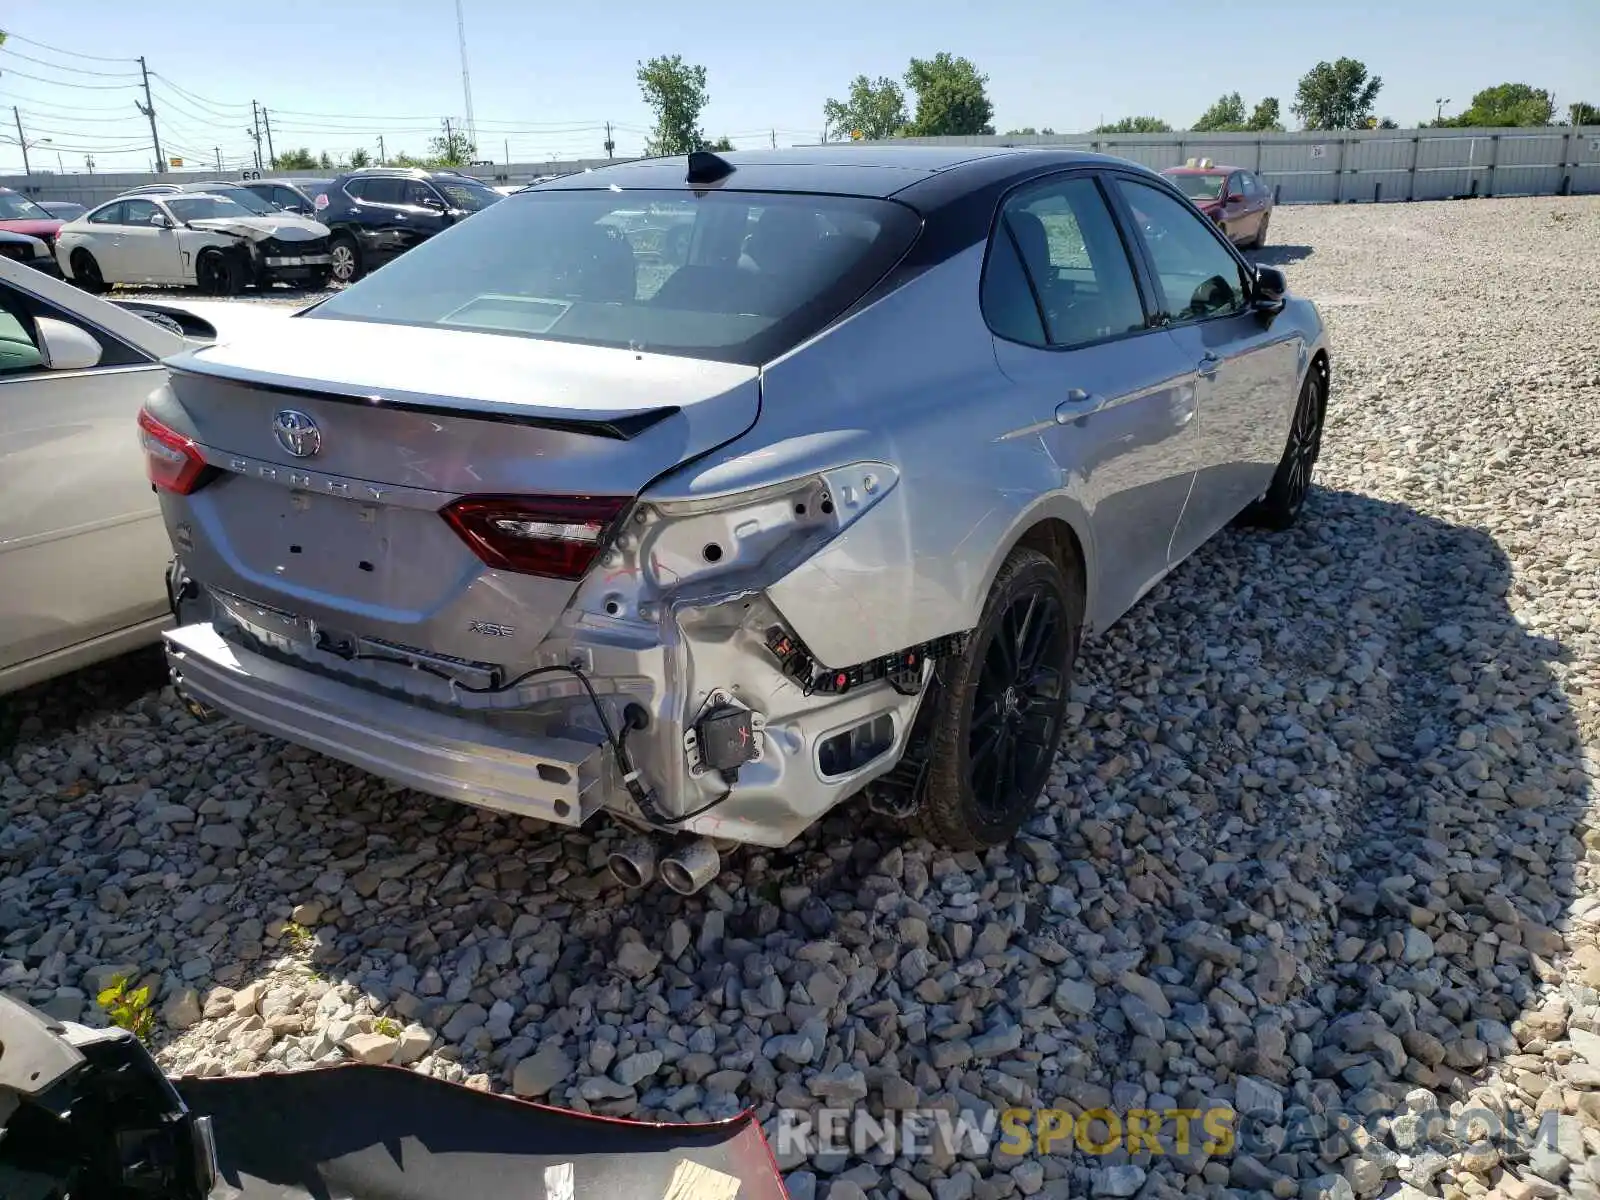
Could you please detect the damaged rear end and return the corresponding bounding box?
[152,180,929,882]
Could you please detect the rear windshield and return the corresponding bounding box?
[304,188,922,365]
[1165,172,1227,201]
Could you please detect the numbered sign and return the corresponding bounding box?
[1309,145,1326,160]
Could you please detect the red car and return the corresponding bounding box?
[0,187,65,257]
[1160,159,1273,249]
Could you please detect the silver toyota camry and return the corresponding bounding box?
[145,146,1331,893]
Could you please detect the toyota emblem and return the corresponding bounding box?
[272,409,322,458]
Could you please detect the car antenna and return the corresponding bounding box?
[685,150,735,184]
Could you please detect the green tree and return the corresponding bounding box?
[1193,92,1247,132]
[274,147,318,170]
[1002,126,1056,136]
[1292,58,1383,129]
[348,147,372,168]
[823,75,908,141]
[1247,98,1284,131]
[428,126,474,167]
[903,52,994,137]
[1093,116,1172,134]
[1570,102,1600,126]
[318,151,335,170]
[707,135,735,152]
[637,54,710,155]
[1447,83,1556,127]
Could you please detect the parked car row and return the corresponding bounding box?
[8,166,507,295]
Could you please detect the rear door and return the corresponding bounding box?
[0,276,170,676]
[984,170,1202,621]
[1110,174,1301,560]
[354,177,431,253]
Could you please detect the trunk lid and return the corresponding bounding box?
[160,318,759,661]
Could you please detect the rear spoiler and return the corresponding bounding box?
[165,363,680,441]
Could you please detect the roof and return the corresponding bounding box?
[534,145,1133,200]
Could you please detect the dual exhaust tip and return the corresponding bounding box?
[608,836,720,895]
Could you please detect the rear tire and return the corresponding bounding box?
[915,547,1081,851]
[1237,360,1327,531]
[329,234,362,284]
[70,249,107,294]
[197,249,245,296]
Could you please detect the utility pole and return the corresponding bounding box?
[443,117,454,163]
[261,107,276,169]
[1435,98,1450,123]
[214,146,223,172]
[771,129,777,149]
[604,121,615,158]
[454,0,477,151]
[136,57,165,172]
[12,108,31,177]
[249,101,263,169]
[503,138,509,166]
[377,135,386,165]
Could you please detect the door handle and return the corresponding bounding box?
[1197,352,1221,379]
[1054,388,1106,423]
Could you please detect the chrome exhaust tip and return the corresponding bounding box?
[607,838,658,889]
[659,838,721,896]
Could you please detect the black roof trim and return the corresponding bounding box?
[166,365,680,441]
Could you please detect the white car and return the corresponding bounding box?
[0,256,291,694]
[55,192,334,295]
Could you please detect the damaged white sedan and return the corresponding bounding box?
[148,147,1331,893]
[56,192,333,294]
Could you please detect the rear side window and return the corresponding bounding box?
[306,189,922,366]
[983,175,1148,350]
[88,202,126,225]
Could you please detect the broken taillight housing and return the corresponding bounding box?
[441,495,631,580]
[137,408,212,495]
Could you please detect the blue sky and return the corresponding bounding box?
[1,0,1595,173]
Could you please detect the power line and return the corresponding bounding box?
[146,72,253,113]
[0,66,140,90]
[0,30,139,63]
[0,46,143,77]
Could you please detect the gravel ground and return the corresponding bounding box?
[5,195,1600,1200]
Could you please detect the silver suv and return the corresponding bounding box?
[146,147,1330,893]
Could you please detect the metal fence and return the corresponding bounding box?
[835,126,1600,204]
[4,127,1597,209]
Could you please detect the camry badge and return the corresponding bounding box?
[272,409,322,458]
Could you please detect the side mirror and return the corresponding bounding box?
[36,317,104,371]
[1226,192,1245,204]
[1253,265,1287,309]
[151,212,175,228]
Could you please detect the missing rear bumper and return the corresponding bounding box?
[163,622,610,826]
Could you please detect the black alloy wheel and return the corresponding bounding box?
[916,546,1081,850]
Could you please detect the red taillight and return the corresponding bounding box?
[137,408,210,495]
[441,495,631,580]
